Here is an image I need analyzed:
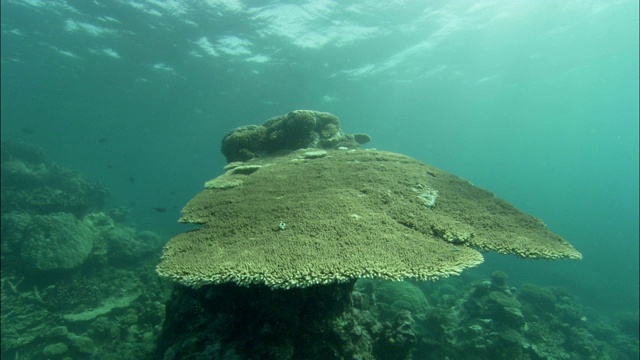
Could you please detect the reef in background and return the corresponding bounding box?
[1,140,171,360]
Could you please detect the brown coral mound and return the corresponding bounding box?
[157,148,580,289]
[220,110,364,162]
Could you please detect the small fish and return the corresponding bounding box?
[98,137,108,144]
[20,127,35,134]
[128,176,135,184]
[153,207,167,213]
[107,164,113,169]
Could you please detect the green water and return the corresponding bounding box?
[2,0,638,315]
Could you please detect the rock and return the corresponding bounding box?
[67,333,95,353]
[43,342,69,356]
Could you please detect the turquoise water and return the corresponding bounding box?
[2,0,638,318]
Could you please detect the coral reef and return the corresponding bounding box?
[155,110,595,359]
[3,117,633,360]
[413,273,639,360]
[220,110,368,162]
[156,281,358,359]
[20,212,96,270]
[1,142,170,360]
[1,140,109,217]
[155,280,419,360]
[154,274,638,359]
[84,213,165,264]
[158,147,580,289]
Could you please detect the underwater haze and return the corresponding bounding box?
[2,0,638,324]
